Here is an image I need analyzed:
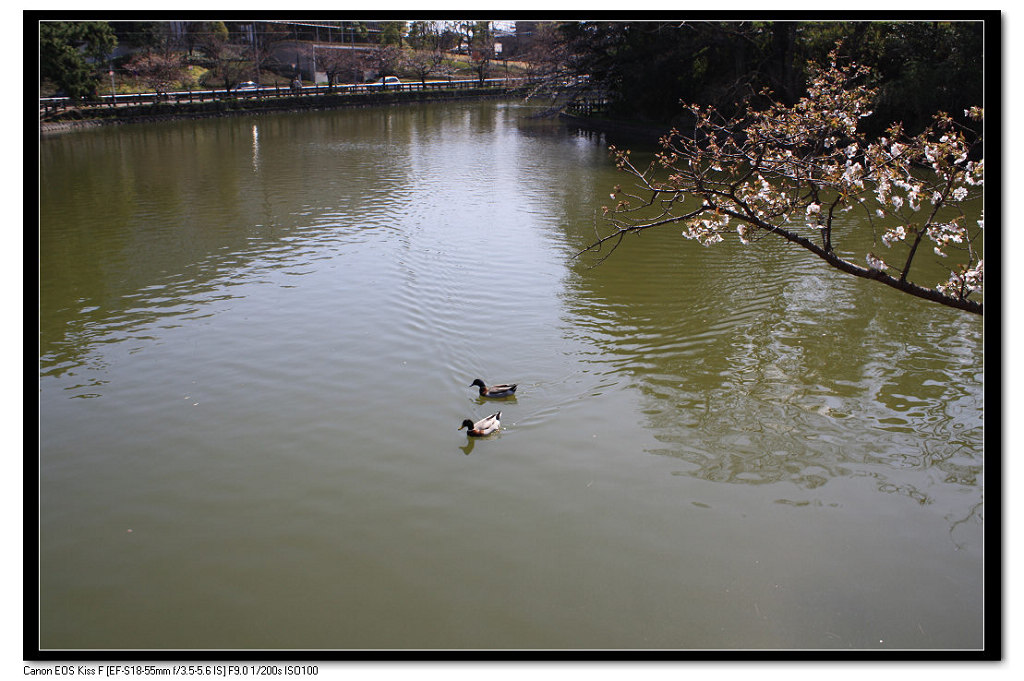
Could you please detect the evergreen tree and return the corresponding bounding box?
[40,21,117,100]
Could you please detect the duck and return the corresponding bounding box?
[459,412,501,437]
[470,378,518,398]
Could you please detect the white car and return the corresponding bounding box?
[236,81,259,91]
[376,76,401,87]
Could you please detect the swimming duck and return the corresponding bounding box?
[470,379,518,398]
[459,412,501,437]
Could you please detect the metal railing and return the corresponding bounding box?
[564,97,610,117]
[40,77,530,114]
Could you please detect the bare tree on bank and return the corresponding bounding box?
[315,47,366,89]
[125,51,183,98]
[405,50,444,86]
[586,48,984,315]
[369,45,403,80]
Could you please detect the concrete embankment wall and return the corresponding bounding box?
[41,87,525,133]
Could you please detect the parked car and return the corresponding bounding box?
[236,81,259,91]
[376,76,401,88]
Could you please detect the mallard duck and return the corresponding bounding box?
[470,378,517,398]
[459,411,501,437]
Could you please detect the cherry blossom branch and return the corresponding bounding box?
[582,45,984,315]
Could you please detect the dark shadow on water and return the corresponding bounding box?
[474,395,518,407]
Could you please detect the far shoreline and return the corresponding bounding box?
[39,87,527,134]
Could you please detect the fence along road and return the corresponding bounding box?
[40,77,531,116]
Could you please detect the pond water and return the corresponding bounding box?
[38,100,985,651]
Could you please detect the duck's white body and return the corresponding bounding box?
[459,412,501,436]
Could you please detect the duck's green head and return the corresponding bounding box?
[459,419,476,430]
[470,379,486,388]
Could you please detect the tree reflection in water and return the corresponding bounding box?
[565,221,983,547]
